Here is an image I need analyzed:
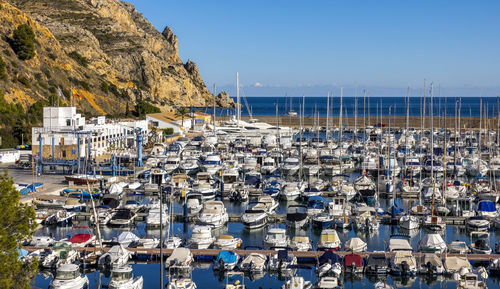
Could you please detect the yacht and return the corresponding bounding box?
[107,266,143,289]
[240,253,267,273]
[202,154,222,175]
[280,183,301,201]
[281,157,300,176]
[197,201,228,228]
[49,264,89,289]
[109,208,137,227]
[146,207,168,228]
[399,215,420,230]
[317,229,341,251]
[261,157,278,175]
[165,248,194,271]
[264,228,289,249]
[285,205,308,228]
[189,225,215,249]
[241,207,268,229]
[289,236,312,251]
[98,245,132,268]
[214,235,243,250]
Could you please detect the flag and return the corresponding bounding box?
[57,86,65,100]
[72,89,82,100]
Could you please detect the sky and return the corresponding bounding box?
[125,0,500,96]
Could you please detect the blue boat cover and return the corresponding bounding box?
[478,201,496,212]
[245,176,261,187]
[319,251,342,265]
[215,251,237,263]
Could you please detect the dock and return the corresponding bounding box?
[22,246,500,263]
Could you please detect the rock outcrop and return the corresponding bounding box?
[0,0,234,115]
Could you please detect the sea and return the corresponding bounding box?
[196,96,500,118]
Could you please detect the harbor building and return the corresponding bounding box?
[146,111,212,134]
[31,107,148,160]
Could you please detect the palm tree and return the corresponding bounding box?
[175,107,190,131]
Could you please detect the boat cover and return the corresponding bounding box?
[215,251,237,264]
[116,232,139,244]
[320,231,340,243]
[344,253,363,267]
[478,201,496,212]
[319,251,342,265]
[444,256,472,271]
[421,253,443,267]
[345,237,367,251]
[419,234,446,250]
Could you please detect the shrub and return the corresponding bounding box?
[48,53,56,60]
[67,51,89,67]
[11,24,36,60]
[0,56,6,79]
[100,81,109,93]
[135,100,160,117]
[17,76,30,88]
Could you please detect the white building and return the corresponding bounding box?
[146,112,211,135]
[32,107,148,159]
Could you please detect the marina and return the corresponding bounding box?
[11,87,500,289]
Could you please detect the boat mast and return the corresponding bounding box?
[430,83,436,216]
[339,88,343,147]
[236,72,240,127]
[326,91,330,143]
[213,83,216,135]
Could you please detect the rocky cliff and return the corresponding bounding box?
[0,0,234,116]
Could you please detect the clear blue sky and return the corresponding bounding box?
[126,0,500,96]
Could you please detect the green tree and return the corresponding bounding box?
[135,100,160,117]
[0,56,6,79]
[11,24,35,60]
[175,107,190,129]
[0,171,38,288]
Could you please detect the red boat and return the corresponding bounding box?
[65,174,103,185]
[68,226,96,247]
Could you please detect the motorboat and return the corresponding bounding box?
[399,215,420,230]
[98,245,132,268]
[166,277,196,289]
[374,281,395,289]
[317,229,341,251]
[261,157,278,175]
[109,208,137,227]
[165,248,194,271]
[448,241,470,254]
[457,273,487,289]
[418,233,447,253]
[306,196,329,216]
[146,207,168,228]
[41,242,78,269]
[390,250,417,276]
[29,235,55,247]
[197,201,228,228]
[280,183,301,201]
[444,256,472,275]
[164,236,183,249]
[417,253,445,275]
[285,205,308,228]
[280,276,312,289]
[214,251,239,271]
[189,225,215,249]
[311,213,334,229]
[202,154,222,175]
[470,239,492,254]
[344,252,364,274]
[264,228,289,249]
[49,264,89,289]
[240,253,267,273]
[269,249,297,274]
[289,236,312,251]
[241,207,267,229]
[113,232,140,248]
[364,252,388,275]
[186,193,203,214]
[214,235,242,250]
[107,266,143,289]
[314,276,338,289]
[67,226,96,247]
[344,237,367,252]
[316,251,342,277]
[476,200,498,218]
[422,215,446,232]
[43,210,76,226]
[281,157,300,176]
[466,216,490,231]
[225,272,245,289]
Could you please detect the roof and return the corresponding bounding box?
[147,112,188,123]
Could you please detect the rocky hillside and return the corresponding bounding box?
[0,0,234,116]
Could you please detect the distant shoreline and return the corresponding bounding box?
[234,115,499,129]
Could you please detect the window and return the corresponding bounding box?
[66,119,71,126]
[62,150,66,158]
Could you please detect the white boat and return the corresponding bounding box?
[269,249,298,273]
[282,157,300,176]
[49,264,89,289]
[418,233,447,253]
[197,201,229,228]
[315,276,338,289]
[107,266,143,289]
[189,225,215,249]
[422,215,446,232]
[374,281,395,289]
[289,236,312,252]
[344,237,367,252]
[29,235,55,247]
[164,236,183,249]
[202,154,222,175]
[146,207,168,228]
[457,273,487,289]
[264,228,289,249]
[98,245,132,268]
[317,229,341,251]
[280,183,301,201]
[261,157,277,175]
[241,207,268,229]
[418,253,445,275]
[166,277,197,289]
[186,193,203,214]
[399,215,420,230]
[164,156,181,173]
[165,248,194,271]
[281,276,312,289]
[240,253,267,273]
[390,250,417,275]
[214,235,242,250]
[41,242,79,269]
